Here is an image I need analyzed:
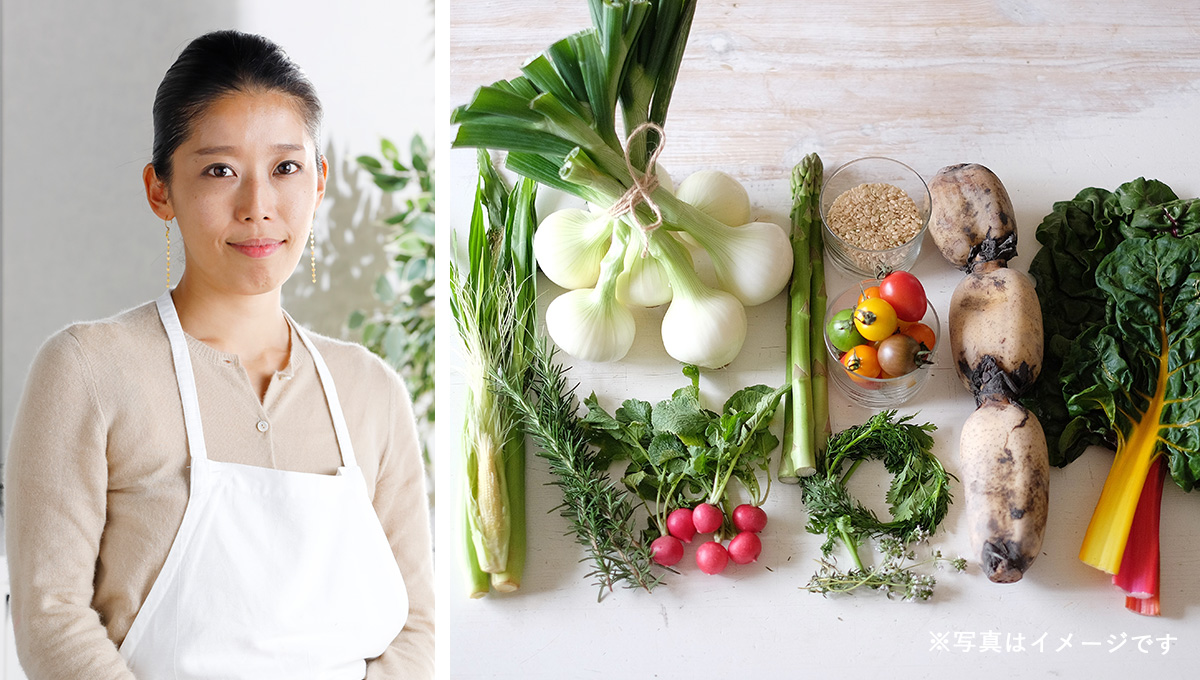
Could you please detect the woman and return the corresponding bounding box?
[4,30,433,678]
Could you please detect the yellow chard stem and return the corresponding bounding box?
[1079,328,1170,574]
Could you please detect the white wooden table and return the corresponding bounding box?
[440,2,1200,677]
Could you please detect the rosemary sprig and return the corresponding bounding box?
[491,340,661,600]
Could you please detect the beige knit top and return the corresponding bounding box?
[4,300,434,679]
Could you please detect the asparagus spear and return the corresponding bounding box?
[779,153,825,482]
[806,156,831,458]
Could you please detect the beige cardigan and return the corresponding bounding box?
[4,301,434,679]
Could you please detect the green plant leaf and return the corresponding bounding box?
[371,171,409,192]
[411,134,428,159]
[375,274,396,303]
[651,392,709,447]
[357,155,383,170]
[647,434,686,467]
[383,325,406,362]
[409,213,435,237]
[381,138,399,162]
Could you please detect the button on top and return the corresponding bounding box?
[256,420,269,433]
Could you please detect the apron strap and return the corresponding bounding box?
[288,316,359,469]
[155,290,209,462]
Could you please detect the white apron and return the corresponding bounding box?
[119,291,408,679]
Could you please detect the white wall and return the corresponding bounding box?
[1,0,434,449]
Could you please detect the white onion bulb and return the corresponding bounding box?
[545,288,636,363]
[533,208,614,290]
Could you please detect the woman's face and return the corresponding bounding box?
[145,89,327,296]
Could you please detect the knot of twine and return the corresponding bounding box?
[609,122,666,254]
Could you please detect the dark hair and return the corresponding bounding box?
[151,30,323,182]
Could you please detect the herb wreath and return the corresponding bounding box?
[800,410,964,600]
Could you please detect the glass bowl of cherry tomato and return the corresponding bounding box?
[823,272,940,408]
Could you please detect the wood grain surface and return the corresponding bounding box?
[440,2,1200,678]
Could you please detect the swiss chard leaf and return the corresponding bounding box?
[1026,178,1182,466]
[1125,198,1200,240]
[1061,237,1200,492]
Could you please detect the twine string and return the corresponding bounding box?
[609,122,666,256]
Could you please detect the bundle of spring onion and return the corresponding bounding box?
[779,154,830,482]
[451,0,793,369]
[449,150,538,598]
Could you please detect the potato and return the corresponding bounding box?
[948,262,1043,398]
[928,163,1017,271]
[959,398,1049,583]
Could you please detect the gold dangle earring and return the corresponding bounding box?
[309,226,317,284]
[165,219,172,289]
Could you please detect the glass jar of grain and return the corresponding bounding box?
[820,157,931,277]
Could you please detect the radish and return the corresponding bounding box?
[731,504,768,533]
[666,507,697,543]
[695,540,729,575]
[728,531,763,565]
[692,503,724,534]
[650,535,684,567]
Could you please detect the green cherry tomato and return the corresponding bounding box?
[826,308,868,352]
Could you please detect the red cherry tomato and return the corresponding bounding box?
[879,271,928,322]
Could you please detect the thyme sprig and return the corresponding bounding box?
[805,533,968,602]
[492,341,661,600]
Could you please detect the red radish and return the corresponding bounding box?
[731,504,768,533]
[666,507,697,543]
[650,535,684,567]
[728,531,763,565]
[695,540,729,574]
[691,503,724,534]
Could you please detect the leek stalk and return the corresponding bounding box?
[450,150,538,597]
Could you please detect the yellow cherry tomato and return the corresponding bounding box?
[853,297,899,342]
